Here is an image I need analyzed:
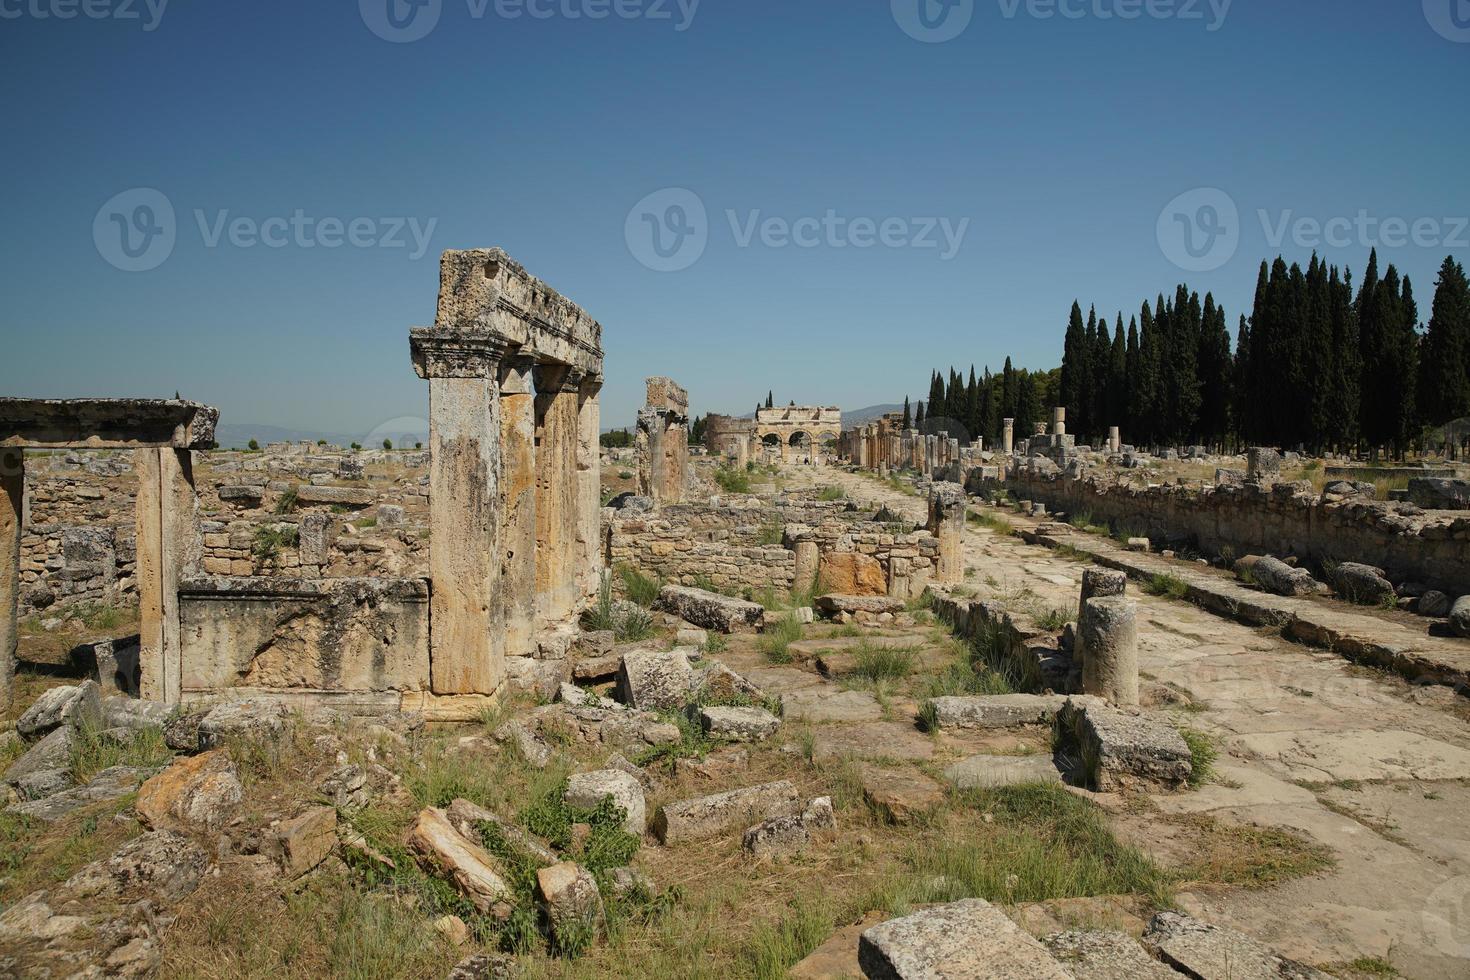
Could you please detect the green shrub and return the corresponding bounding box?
[817,485,845,501]
[1179,728,1218,788]
[851,642,916,682]
[619,565,663,607]
[714,465,752,494]
[758,616,805,664]
[251,524,299,566]
[1142,573,1190,601]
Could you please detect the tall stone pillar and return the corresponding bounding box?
[535,364,581,627]
[793,536,820,596]
[0,449,21,711]
[576,375,603,603]
[499,356,538,660]
[413,333,504,695]
[1052,407,1066,436]
[1003,418,1014,455]
[136,447,200,704]
[928,483,967,585]
[1108,426,1121,453]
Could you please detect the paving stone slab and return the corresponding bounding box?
[859,898,1075,979]
[1043,930,1177,980]
[944,753,1063,790]
[781,688,884,723]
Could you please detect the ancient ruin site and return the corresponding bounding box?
[5,4,1469,979]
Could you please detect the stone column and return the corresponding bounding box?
[793,536,820,596]
[0,449,21,711]
[576,375,603,604]
[1052,407,1066,436]
[1108,426,1121,453]
[1080,596,1139,706]
[928,483,967,585]
[1003,418,1014,455]
[500,356,538,659]
[535,364,581,627]
[413,332,505,695]
[1080,568,1127,607]
[635,407,660,500]
[136,447,200,704]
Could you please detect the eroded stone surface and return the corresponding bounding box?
[859,898,1074,979]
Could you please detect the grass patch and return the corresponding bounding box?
[1179,729,1218,788]
[1142,573,1190,601]
[882,784,1168,908]
[619,565,663,607]
[744,897,833,979]
[584,573,657,642]
[251,524,299,567]
[849,642,916,683]
[1170,814,1336,890]
[714,465,752,494]
[817,485,846,502]
[970,512,1015,536]
[758,616,805,664]
[69,719,172,783]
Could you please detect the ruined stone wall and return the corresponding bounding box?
[605,510,795,593]
[1002,468,1470,595]
[18,454,138,614]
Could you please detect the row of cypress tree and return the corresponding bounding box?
[911,250,1470,458]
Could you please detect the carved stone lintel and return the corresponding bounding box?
[410,328,510,380]
[534,363,582,395]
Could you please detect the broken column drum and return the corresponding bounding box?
[928,482,967,585]
[635,377,689,506]
[1079,595,1139,707]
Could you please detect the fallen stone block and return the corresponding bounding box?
[264,806,338,879]
[196,699,288,750]
[447,798,558,866]
[135,750,243,831]
[815,594,905,618]
[675,627,709,647]
[859,898,1074,979]
[565,769,646,835]
[1408,477,1470,510]
[4,726,77,788]
[536,861,604,945]
[693,661,765,702]
[407,807,512,915]
[507,657,572,701]
[858,764,945,825]
[493,720,554,769]
[1143,911,1332,979]
[1452,595,1470,638]
[1056,699,1192,793]
[615,649,695,711]
[1418,590,1451,617]
[741,796,835,857]
[573,652,621,682]
[653,780,801,844]
[1327,561,1395,605]
[924,693,1076,730]
[1044,930,1178,979]
[16,681,101,741]
[653,585,765,634]
[1239,556,1318,597]
[699,705,780,742]
[944,753,1064,790]
[13,767,73,802]
[6,766,151,822]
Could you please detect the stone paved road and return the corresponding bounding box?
[804,466,1470,979]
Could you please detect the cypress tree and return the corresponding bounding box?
[1060,302,1088,437]
[1327,266,1360,453]
[1134,300,1160,446]
[915,400,925,430]
[1124,316,1141,441]
[1419,256,1470,428]
[1107,314,1127,435]
[1232,314,1251,450]
[1198,294,1232,448]
[902,396,912,429]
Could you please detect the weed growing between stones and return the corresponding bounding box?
[1143,573,1190,601]
[68,717,171,782]
[969,511,1015,535]
[758,616,805,664]
[713,465,751,494]
[849,642,916,683]
[1178,728,1218,788]
[618,565,663,607]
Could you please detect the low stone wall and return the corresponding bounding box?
[178,576,431,703]
[998,469,1470,596]
[605,510,795,592]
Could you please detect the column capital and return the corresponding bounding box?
[410,328,511,379]
[498,355,537,394]
[534,363,583,394]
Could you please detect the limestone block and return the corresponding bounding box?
[699,705,780,742]
[1327,561,1395,605]
[923,693,1075,729]
[1143,911,1332,979]
[264,806,338,879]
[652,585,764,634]
[1241,556,1318,597]
[859,899,1073,979]
[814,594,904,617]
[1057,698,1191,793]
[741,797,835,857]
[536,862,604,944]
[1044,930,1178,979]
[294,485,375,507]
[196,699,288,750]
[16,680,101,741]
[817,552,887,597]
[564,769,646,835]
[615,649,694,712]
[653,780,800,844]
[943,753,1063,790]
[135,750,243,831]
[407,807,512,914]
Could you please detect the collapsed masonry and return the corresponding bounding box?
[635,377,689,506]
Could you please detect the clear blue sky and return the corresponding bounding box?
[1,0,1466,438]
